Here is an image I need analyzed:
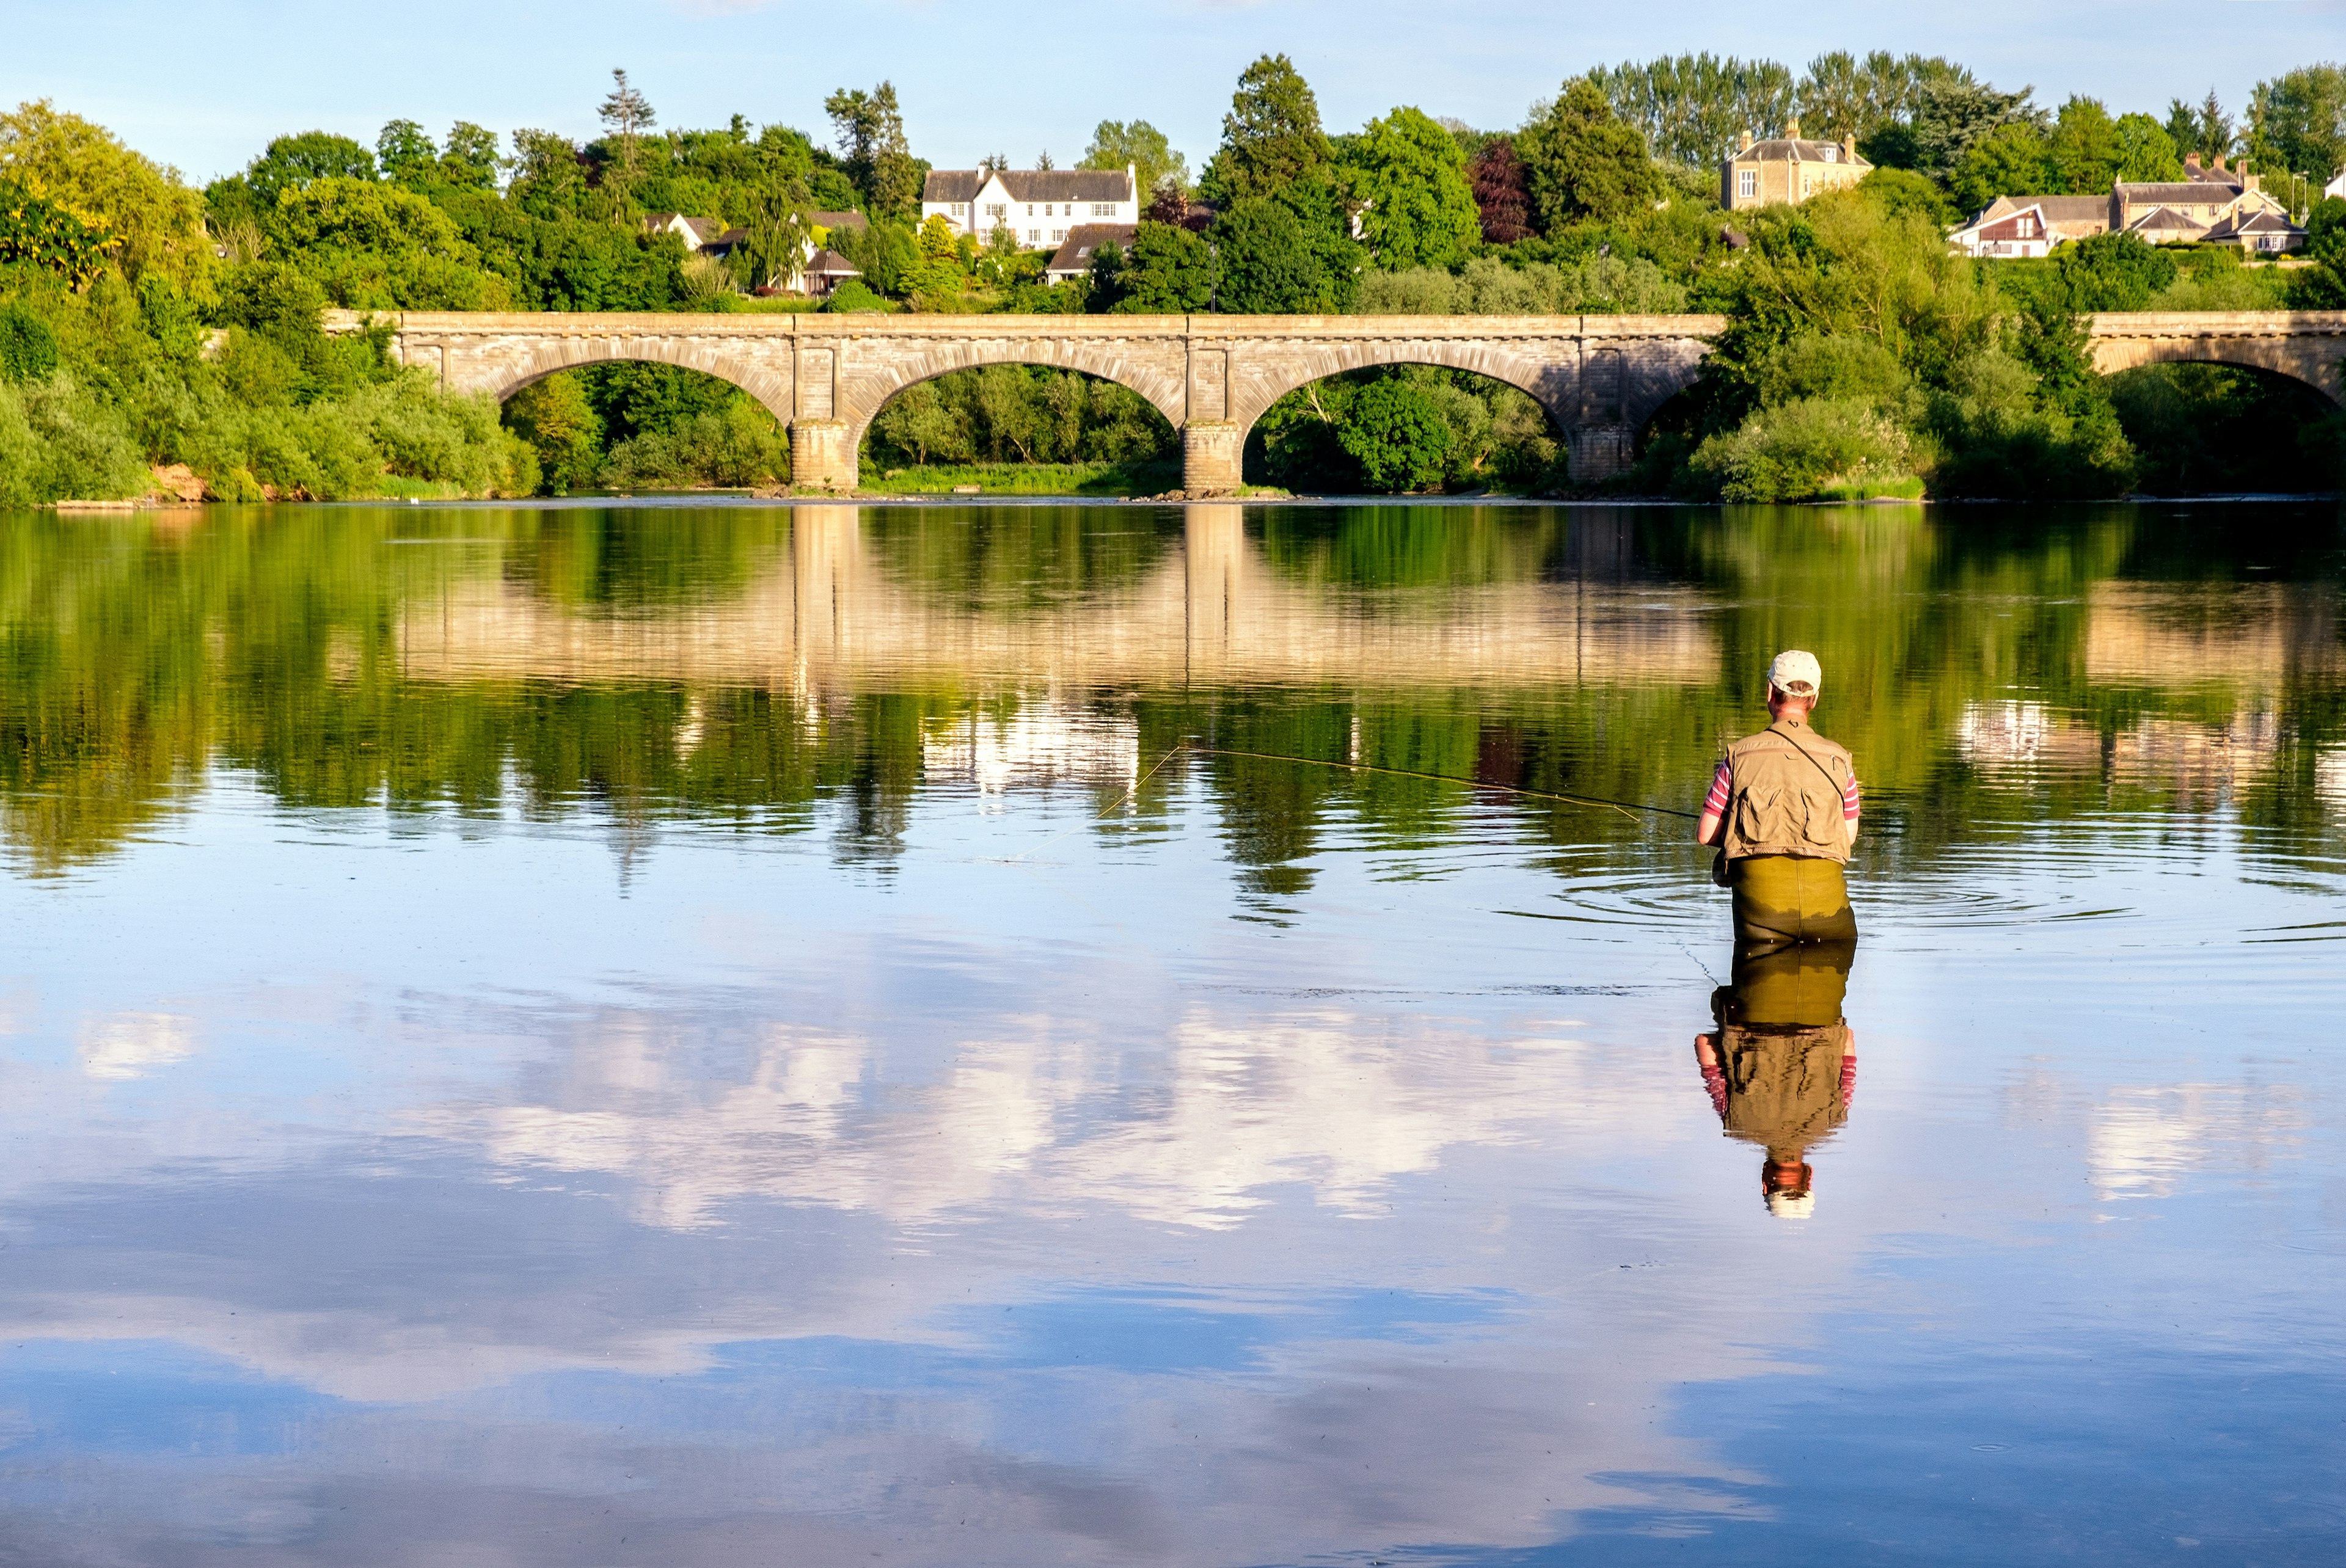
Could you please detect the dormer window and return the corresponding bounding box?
[1822,146,1837,163]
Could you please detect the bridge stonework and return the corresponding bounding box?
[329,308,2346,493]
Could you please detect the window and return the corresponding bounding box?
[1092,202,1114,217]
[1028,228,1042,243]
[986,203,1007,222]
[1736,169,1756,199]
[1026,204,1036,216]
[1822,146,1837,163]
[1051,228,1066,243]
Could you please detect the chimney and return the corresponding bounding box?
[2213,153,2227,172]
[1843,133,1857,156]
[1786,117,1802,139]
[1739,130,1753,152]
[2185,152,2201,173]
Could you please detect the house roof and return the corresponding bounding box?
[1978,194,2109,228]
[1728,137,1870,169]
[2125,206,2202,234]
[924,168,1134,204]
[645,213,728,246]
[2118,182,2231,205]
[2206,208,2304,238]
[803,248,860,277]
[1963,205,2052,241]
[1044,223,1138,275]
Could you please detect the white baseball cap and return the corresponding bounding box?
[1766,1191,1816,1219]
[1767,650,1822,696]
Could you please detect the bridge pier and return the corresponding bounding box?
[1182,422,1244,495]
[790,420,856,493]
[1567,425,1637,486]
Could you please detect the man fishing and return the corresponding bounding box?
[1695,651,1860,944]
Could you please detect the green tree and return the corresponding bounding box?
[1203,54,1332,203]
[1880,79,2041,178]
[1211,197,1324,312]
[2113,114,2184,183]
[904,213,966,302]
[2163,100,2202,163]
[504,371,602,492]
[2044,97,2122,195]
[1950,122,2050,214]
[1347,106,1480,271]
[0,299,60,383]
[2248,67,2346,197]
[0,101,213,289]
[2291,197,2346,307]
[1588,54,1795,167]
[0,178,120,288]
[1080,120,1189,198]
[508,129,585,216]
[2047,232,2177,311]
[440,123,502,191]
[1794,51,1970,147]
[1338,377,1453,489]
[1100,221,1215,312]
[824,82,919,217]
[1857,167,1957,227]
[598,69,657,191]
[243,130,379,205]
[1515,79,1665,232]
[377,120,437,188]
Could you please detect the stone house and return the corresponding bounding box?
[923,167,1139,250]
[1043,224,1138,285]
[1720,124,1871,210]
[1953,162,2305,257]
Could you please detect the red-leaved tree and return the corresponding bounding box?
[1467,137,1533,244]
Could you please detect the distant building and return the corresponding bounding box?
[1953,167,2304,257]
[1043,224,1138,285]
[1720,124,1870,210]
[1948,202,2057,259]
[2322,167,2346,203]
[643,209,871,293]
[922,166,1139,249]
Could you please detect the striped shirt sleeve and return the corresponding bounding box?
[1703,760,1861,820]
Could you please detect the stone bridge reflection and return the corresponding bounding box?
[393,505,1721,693]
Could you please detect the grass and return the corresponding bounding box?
[1813,474,1928,501]
[859,460,1183,496]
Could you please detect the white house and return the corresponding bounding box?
[923,166,1139,250]
[1043,224,1138,284]
[1950,202,2056,258]
[2325,168,2346,203]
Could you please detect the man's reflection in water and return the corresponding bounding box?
[1694,938,1857,1219]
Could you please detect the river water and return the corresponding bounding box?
[1,499,2341,1566]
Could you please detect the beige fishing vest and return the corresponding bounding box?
[1720,720,1854,864]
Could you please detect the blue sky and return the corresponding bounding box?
[4,0,2337,181]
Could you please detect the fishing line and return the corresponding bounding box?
[1186,747,1703,823]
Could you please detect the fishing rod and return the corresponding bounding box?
[1185,746,1702,822]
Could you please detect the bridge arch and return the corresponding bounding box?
[835,334,1189,451]
[2086,315,2346,408]
[487,337,797,425]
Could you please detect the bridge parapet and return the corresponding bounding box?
[2086,311,2346,403]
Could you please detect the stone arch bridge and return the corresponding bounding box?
[327,308,2345,493]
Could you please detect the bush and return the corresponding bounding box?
[822,279,890,313]
[602,401,788,489]
[1337,378,1453,490]
[0,371,152,503]
[0,299,59,383]
[504,372,602,493]
[1688,397,1917,501]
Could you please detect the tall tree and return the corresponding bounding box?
[1347,106,1480,271]
[1211,197,1326,312]
[440,123,502,191]
[243,131,378,206]
[1203,54,1332,203]
[2044,96,2122,194]
[2113,114,2184,183]
[1587,54,1794,167]
[1080,120,1189,198]
[1467,137,1533,244]
[598,69,657,189]
[2192,90,2236,163]
[2248,66,2346,189]
[1893,79,2042,178]
[376,120,437,188]
[0,101,213,287]
[2163,100,2202,162]
[824,81,918,216]
[1515,79,1665,232]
